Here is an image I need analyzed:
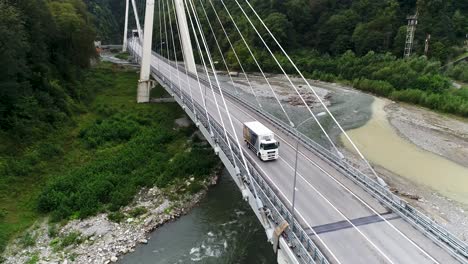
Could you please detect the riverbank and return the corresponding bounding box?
[119,169,276,264]
[2,169,221,263]
[0,61,221,262]
[220,72,468,241]
[341,97,468,241]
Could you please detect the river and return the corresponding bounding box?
[341,98,468,205]
[120,79,468,263]
[119,169,276,263]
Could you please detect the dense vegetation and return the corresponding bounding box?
[0,0,96,254]
[0,62,219,254]
[0,0,219,255]
[0,0,96,143]
[112,0,465,116]
[36,63,218,221]
[192,0,468,117]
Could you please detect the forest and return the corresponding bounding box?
[89,0,468,116]
[0,0,219,255]
[0,0,96,143]
[0,0,467,257]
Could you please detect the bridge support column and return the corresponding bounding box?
[174,0,197,74]
[137,0,156,103]
[122,0,130,52]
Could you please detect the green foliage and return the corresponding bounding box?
[128,207,147,218]
[0,63,220,255]
[19,232,36,248]
[26,253,39,264]
[0,208,7,219]
[446,62,468,82]
[48,224,59,238]
[34,65,219,222]
[60,232,83,248]
[115,52,130,60]
[50,231,83,251]
[0,0,96,142]
[107,211,125,223]
[353,79,395,97]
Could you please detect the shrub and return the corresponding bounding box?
[128,207,147,218]
[353,78,395,96]
[108,211,125,223]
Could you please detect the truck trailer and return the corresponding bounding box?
[243,121,279,161]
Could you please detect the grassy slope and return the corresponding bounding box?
[0,62,217,254]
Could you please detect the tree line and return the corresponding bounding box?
[0,0,96,144]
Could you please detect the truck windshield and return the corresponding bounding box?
[261,143,278,150]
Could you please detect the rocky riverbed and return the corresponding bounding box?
[217,72,331,108]
[2,171,221,264]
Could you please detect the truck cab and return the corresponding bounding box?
[243,121,279,161]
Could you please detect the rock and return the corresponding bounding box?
[139,239,148,244]
[126,218,134,223]
[110,256,118,262]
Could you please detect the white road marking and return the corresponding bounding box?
[132,44,441,263]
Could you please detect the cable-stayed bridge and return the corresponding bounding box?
[121,0,468,263]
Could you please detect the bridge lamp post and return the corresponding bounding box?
[291,116,314,230]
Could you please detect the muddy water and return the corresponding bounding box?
[341,98,468,205]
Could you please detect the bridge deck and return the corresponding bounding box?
[130,40,460,264]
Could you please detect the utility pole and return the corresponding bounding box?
[174,0,197,74]
[137,0,156,103]
[122,0,130,52]
[404,12,418,58]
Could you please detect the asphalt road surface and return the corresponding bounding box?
[130,40,460,264]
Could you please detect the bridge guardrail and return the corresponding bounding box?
[140,56,330,263]
[163,72,327,264]
[191,74,468,262]
[129,42,468,262]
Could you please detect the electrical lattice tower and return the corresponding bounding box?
[404,13,418,58]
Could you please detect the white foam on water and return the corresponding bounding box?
[190,247,200,254]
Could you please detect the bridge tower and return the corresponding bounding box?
[122,0,130,52]
[174,0,196,74]
[136,0,196,103]
[137,0,156,103]
[404,13,418,58]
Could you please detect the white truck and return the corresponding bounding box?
[243,121,279,161]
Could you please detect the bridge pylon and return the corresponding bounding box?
[136,0,196,103]
[137,0,156,103]
[174,0,197,74]
[122,0,129,52]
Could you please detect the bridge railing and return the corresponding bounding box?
[194,75,468,261]
[205,77,468,261]
[140,55,330,263]
[129,41,468,262]
[165,73,327,264]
